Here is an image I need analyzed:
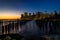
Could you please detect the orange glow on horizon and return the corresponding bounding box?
[0,15,21,20]
[0,11,21,20]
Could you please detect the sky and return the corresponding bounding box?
[0,0,60,14]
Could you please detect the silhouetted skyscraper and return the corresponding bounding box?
[29,13,31,16]
[21,14,24,18]
[24,12,28,17]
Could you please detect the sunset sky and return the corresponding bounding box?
[0,11,21,19]
[0,0,60,19]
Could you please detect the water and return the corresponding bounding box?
[0,20,60,40]
[0,20,60,36]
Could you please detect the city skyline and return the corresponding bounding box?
[0,0,60,19]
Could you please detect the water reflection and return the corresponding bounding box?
[19,20,60,36]
[0,20,60,35]
[0,20,60,40]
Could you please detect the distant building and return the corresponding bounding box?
[21,14,24,18]
[29,13,31,16]
[24,12,28,17]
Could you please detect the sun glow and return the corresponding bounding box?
[0,15,21,19]
[0,11,21,20]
